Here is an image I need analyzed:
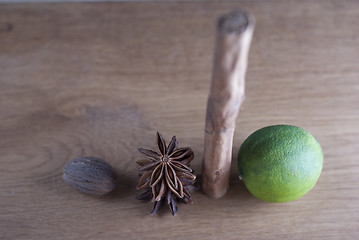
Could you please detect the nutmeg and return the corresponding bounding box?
[63,157,118,195]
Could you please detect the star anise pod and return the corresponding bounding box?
[136,132,196,216]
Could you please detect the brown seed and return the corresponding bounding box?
[63,157,118,195]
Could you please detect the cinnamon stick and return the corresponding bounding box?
[202,10,255,198]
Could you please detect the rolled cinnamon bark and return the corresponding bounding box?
[202,10,255,198]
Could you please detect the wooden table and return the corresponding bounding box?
[1,1,358,239]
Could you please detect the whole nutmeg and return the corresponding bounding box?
[63,157,118,195]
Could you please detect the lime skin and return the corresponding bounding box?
[238,125,323,203]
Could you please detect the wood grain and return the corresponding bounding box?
[0,1,358,239]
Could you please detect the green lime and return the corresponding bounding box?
[238,125,323,202]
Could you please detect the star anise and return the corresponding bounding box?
[136,132,196,216]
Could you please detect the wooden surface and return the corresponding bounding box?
[0,1,358,239]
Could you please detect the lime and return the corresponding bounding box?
[238,125,323,202]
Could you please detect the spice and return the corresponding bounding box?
[63,157,118,195]
[202,10,255,198]
[136,132,196,216]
